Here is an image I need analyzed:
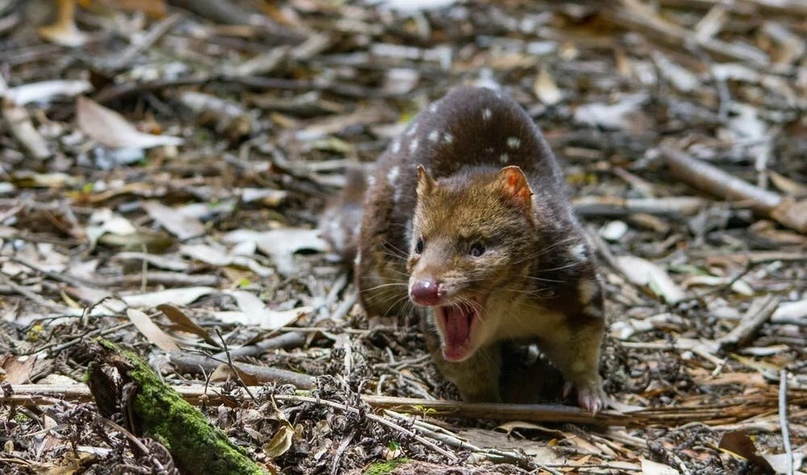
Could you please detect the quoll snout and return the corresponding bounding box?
[409,278,445,306]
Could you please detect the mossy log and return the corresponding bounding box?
[86,340,267,475]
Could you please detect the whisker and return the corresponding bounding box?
[534,260,585,273]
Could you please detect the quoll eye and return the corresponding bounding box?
[415,238,424,254]
[469,241,485,257]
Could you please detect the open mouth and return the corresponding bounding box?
[436,301,480,362]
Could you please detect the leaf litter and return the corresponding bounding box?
[1,0,806,474]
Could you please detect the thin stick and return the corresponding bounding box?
[779,369,794,475]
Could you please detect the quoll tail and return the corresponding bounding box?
[318,166,367,264]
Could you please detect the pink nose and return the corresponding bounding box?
[410,278,444,306]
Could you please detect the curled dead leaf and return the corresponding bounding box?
[76,96,184,149]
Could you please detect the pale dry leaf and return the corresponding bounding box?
[126,308,180,352]
[680,275,754,296]
[181,243,233,266]
[212,307,309,330]
[772,298,807,323]
[76,96,184,149]
[180,244,275,277]
[640,458,679,475]
[226,289,268,314]
[223,228,329,275]
[240,188,288,205]
[377,0,458,12]
[762,452,805,474]
[652,52,698,93]
[86,209,137,250]
[534,67,562,106]
[141,201,205,240]
[614,255,686,303]
[121,287,216,308]
[5,80,92,105]
[112,252,190,272]
[574,94,648,132]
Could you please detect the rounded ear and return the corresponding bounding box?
[416,164,436,196]
[497,166,533,210]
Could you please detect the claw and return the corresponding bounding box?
[577,388,607,415]
[562,382,573,399]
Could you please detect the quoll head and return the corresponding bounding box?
[406,164,537,361]
[407,164,537,304]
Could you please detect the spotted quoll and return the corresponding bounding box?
[324,87,606,413]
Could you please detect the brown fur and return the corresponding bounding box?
[327,87,606,411]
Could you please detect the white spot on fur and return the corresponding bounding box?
[584,304,602,317]
[578,279,598,305]
[391,139,401,154]
[443,133,453,144]
[499,153,509,164]
[482,108,492,120]
[409,138,419,153]
[428,130,440,142]
[387,166,400,185]
[354,249,361,267]
[428,103,439,113]
[571,243,587,262]
[406,122,418,136]
[367,175,376,188]
[507,137,521,149]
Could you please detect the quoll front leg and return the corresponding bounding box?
[539,318,607,414]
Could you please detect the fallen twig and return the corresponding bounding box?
[717,295,780,351]
[660,146,807,233]
[7,384,806,428]
[779,369,794,475]
[168,353,317,389]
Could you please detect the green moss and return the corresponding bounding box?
[97,341,266,475]
[364,458,410,475]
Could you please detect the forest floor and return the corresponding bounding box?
[1,0,806,473]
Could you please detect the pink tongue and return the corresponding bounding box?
[443,305,471,349]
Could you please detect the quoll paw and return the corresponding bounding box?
[563,381,608,415]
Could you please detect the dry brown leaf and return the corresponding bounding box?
[39,0,88,47]
[718,430,775,474]
[126,309,180,352]
[210,363,260,386]
[1,354,37,384]
[769,171,807,198]
[770,198,807,234]
[76,96,184,149]
[263,417,294,459]
[157,303,218,346]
